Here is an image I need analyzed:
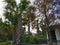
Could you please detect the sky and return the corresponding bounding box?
[0,0,5,19]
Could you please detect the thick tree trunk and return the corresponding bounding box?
[17,15,23,45]
[13,27,17,45]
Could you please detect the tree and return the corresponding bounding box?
[17,0,30,45]
[4,0,18,45]
[27,6,36,35]
[4,0,31,45]
[34,0,53,45]
[0,18,12,41]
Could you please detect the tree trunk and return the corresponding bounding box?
[45,11,53,45]
[28,18,31,35]
[17,15,23,45]
[44,3,53,45]
[46,28,53,45]
[36,20,40,34]
[13,27,17,45]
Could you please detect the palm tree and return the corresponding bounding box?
[4,0,17,45]
[27,6,36,35]
[17,0,30,45]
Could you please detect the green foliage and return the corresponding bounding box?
[5,0,16,7]
[23,35,30,43]
[4,0,30,27]
[0,18,12,35]
[19,0,30,11]
[0,18,13,42]
[22,34,47,44]
[4,0,19,28]
[29,35,37,44]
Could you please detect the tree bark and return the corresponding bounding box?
[36,20,40,34]
[17,15,23,45]
[13,27,17,45]
[28,17,31,35]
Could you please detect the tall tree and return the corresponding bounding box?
[4,0,35,45]
[4,0,18,45]
[34,0,53,45]
[27,6,36,35]
[17,0,30,45]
